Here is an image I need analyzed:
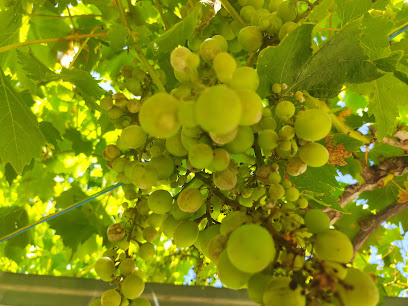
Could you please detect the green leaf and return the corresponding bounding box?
[331,133,364,152]
[343,90,368,112]
[366,143,405,164]
[335,201,370,240]
[374,51,404,72]
[350,73,408,140]
[55,185,87,209]
[0,68,45,174]
[106,24,129,52]
[334,0,389,25]
[64,128,93,156]
[360,14,393,60]
[17,49,59,83]
[307,0,335,23]
[4,163,18,186]
[0,206,30,248]
[257,21,382,98]
[39,121,63,151]
[0,4,23,67]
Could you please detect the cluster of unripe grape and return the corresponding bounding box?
[96,18,379,305]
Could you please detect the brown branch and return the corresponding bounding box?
[352,201,408,259]
[382,137,408,152]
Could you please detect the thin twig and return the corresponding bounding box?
[153,0,170,31]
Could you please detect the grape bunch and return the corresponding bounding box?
[92,1,380,305]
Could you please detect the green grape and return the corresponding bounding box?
[213,167,237,190]
[125,78,142,95]
[265,12,283,35]
[339,268,379,306]
[220,211,249,235]
[250,9,269,26]
[130,163,158,189]
[120,125,147,150]
[278,139,291,152]
[170,46,192,72]
[147,213,164,228]
[294,90,304,102]
[195,85,241,134]
[286,157,307,176]
[90,299,102,306]
[275,101,295,119]
[258,13,271,30]
[258,129,279,152]
[278,125,295,139]
[294,109,332,141]
[101,289,121,306]
[139,93,181,139]
[207,234,228,264]
[217,250,252,289]
[100,97,113,110]
[230,67,259,91]
[268,183,285,200]
[121,299,129,306]
[142,226,159,242]
[108,106,124,120]
[118,239,129,251]
[188,143,213,169]
[238,26,263,51]
[127,99,141,113]
[209,128,238,145]
[161,215,181,237]
[171,202,193,220]
[136,199,150,216]
[147,190,173,214]
[240,6,256,23]
[121,65,134,78]
[248,273,273,304]
[277,1,297,22]
[139,242,155,260]
[263,277,305,306]
[304,209,330,234]
[279,21,297,41]
[224,126,254,154]
[272,83,282,94]
[103,249,118,261]
[122,273,145,300]
[298,142,329,167]
[107,223,126,242]
[213,52,237,83]
[211,148,231,172]
[314,230,353,263]
[177,188,203,212]
[221,22,236,40]
[248,0,264,9]
[129,298,151,306]
[259,117,277,130]
[198,224,221,256]
[173,220,199,247]
[296,197,308,208]
[104,145,121,161]
[132,67,146,81]
[238,0,248,5]
[199,35,228,62]
[119,258,136,276]
[285,187,299,201]
[236,89,263,126]
[150,155,174,180]
[95,257,115,281]
[177,101,197,128]
[268,172,281,184]
[227,224,275,273]
[268,0,283,11]
[165,133,188,157]
[281,180,292,189]
[112,157,128,173]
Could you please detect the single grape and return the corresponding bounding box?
[314,230,353,263]
[296,197,308,209]
[90,299,102,306]
[258,129,279,152]
[207,234,228,264]
[224,126,254,154]
[228,38,243,53]
[259,117,277,130]
[248,0,264,9]
[278,125,295,139]
[119,258,136,276]
[230,67,260,91]
[240,6,256,23]
[150,155,174,180]
[165,133,188,157]
[129,298,151,306]
[95,257,115,281]
[112,157,128,173]
[279,21,297,41]
[125,78,142,95]
[130,163,158,189]
[272,83,282,94]
[188,143,213,169]
[238,26,263,51]
[294,90,304,102]
[304,209,330,234]
[197,224,221,257]
[211,148,231,172]
[339,268,379,306]
[298,142,329,167]
[177,188,203,212]
[171,202,194,221]
[139,93,181,139]
[277,1,297,22]
[122,272,145,300]
[200,35,228,62]
[147,190,173,214]
[213,167,237,190]
[170,46,192,72]
[101,289,121,306]
[220,211,250,235]
[227,224,275,273]
[250,9,269,26]
[100,97,113,110]
[265,12,283,35]
[275,101,295,119]
[285,187,299,201]
[107,223,126,242]
[268,183,285,200]
[161,215,181,237]
[195,85,241,134]
[142,226,159,242]
[286,157,307,176]
[209,128,238,145]
[213,52,237,83]
[248,273,273,304]
[104,145,121,161]
[173,220,199,247]
[268,172,281,184]
[294,109,332,141]
[120,125,147,150]
[281,179,292,189]
[236,89,263,126]
[139,242,155,260]
[269,0,283,11]
[217,250,252,289]
[263,277,305,306]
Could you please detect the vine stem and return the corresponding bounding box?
[153,0,171,31]
[0,32,108,54]
[117,0,166,92]
[219,0,246,27]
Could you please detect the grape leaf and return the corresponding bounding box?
[0,4,23,68]
[4,163,18,186]
[257,21,382,98]
[39,121,63,151]
[64,128,94,156]
[360,14,393,60]
[374,51,404,72]
[0,206,30,248]
[0,68,45,174]
[397,180,408,203]
[106,24,129,52]
[17,49,59,83]
[307,0,335,23]
[334,0,389,25]
[350,73,408,140]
